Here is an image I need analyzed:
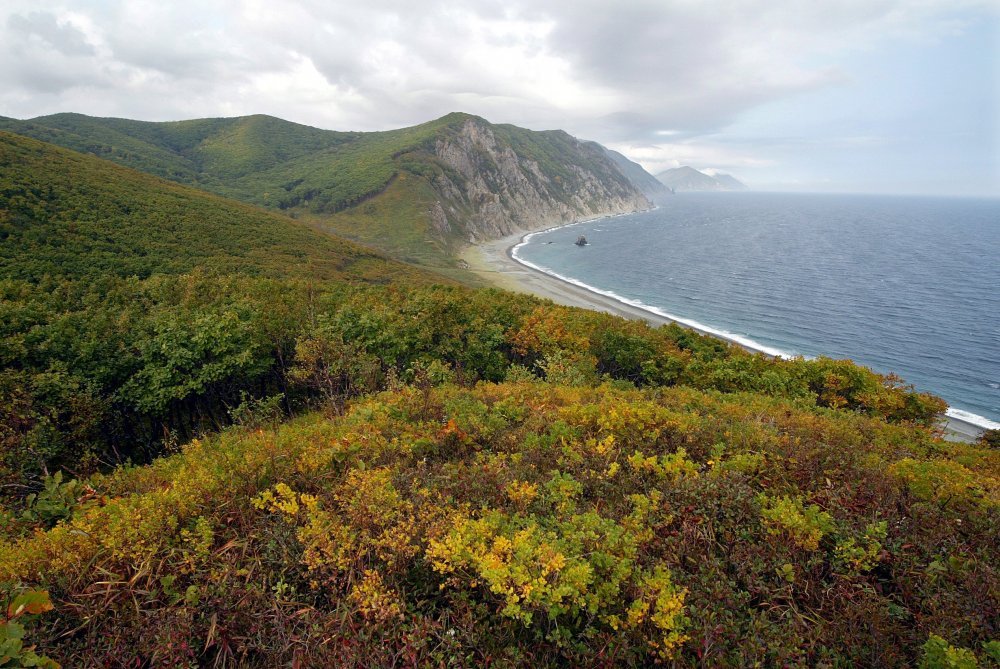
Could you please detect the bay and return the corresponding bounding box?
[514,192,1000,427]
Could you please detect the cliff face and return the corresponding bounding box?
[600,146,671,202]
[429,119,651,242]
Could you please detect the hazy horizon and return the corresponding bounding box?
[2,1,997,197]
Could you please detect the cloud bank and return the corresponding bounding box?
[2,0,996,194]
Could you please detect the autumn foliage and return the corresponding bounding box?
[1,129,993,666]
[2,367,997,666]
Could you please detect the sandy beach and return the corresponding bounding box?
[459,225,988,443]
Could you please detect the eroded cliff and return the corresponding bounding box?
[429,118,651,242]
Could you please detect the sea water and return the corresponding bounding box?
[513,192,1000,428]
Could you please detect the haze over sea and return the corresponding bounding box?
[514,192,1000,428]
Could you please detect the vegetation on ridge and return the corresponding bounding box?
[2,371,996,666]
[0,131,427,283]
[1,129,996,667]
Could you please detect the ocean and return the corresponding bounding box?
[513,192,1000,429]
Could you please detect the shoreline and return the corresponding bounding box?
[459,219,990,444]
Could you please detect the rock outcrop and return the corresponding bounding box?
[430,118,651,242]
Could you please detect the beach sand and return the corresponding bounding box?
[459,227,987,444]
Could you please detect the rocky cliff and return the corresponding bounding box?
[429,118,651,242]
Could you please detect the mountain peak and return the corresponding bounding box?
[656,165,747,192]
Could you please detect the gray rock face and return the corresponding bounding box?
[600,146,671,202]
[432,119,651,242]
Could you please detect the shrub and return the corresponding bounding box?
[920,634,980,669]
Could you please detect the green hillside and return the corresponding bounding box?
[0,113,357,189]
[0,131,427,284]
[0,112,648,272]
[0,131,446,489]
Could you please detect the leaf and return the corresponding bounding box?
[2,620,26,641]
[6,591,52,619]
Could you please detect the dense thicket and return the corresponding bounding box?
[1,273,949,489]
[2,380,996,667]
[2,131,995,668]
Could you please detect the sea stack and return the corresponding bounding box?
[575,235,589,246]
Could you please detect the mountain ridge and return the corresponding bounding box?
[0,112,657,270]
[656,165,747,192]
[0,130,434,285]
[599,146,671,201]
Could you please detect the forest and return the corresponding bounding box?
[1,130,998,667]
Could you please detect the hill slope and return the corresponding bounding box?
[0,112,652,269]
[656,165,747,192]
[0,113,356,189]
[601,146,671,201]
[0,131,447,481]
[0,131,432,284]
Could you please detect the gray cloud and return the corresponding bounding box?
[0,0,994,194]
[8,10,95,56]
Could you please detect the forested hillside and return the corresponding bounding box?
[0,132,428,283]
[0,131,443,486]
[1,132,997,667]
[0,112,653,271]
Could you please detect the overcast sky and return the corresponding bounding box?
[2,1,997,195]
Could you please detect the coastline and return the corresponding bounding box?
[460,227,768,352]
[459,221,990,444]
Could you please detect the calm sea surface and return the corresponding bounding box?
[514,192,1000,427]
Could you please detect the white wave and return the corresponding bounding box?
[945,407,1000,431]
[512,206,1000,433]
[511,238,797,359]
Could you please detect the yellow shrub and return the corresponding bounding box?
[427,494,672,633]
[298,506,357,586]
[427,512,581,625]
[627,448,698,481]
[758,494,834,551]
[505,480,539,509]
[624,566,689,659]
[348,569,404,622]
[889,458,998,511]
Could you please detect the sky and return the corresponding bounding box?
[1,0,997,196]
